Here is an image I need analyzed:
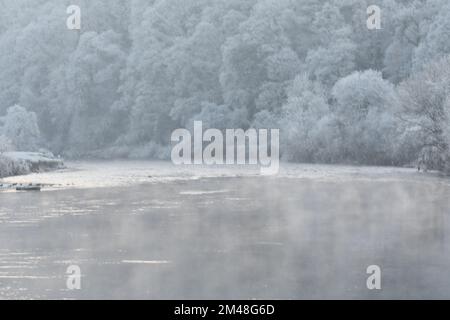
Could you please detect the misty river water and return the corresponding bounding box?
[0,161,450,299]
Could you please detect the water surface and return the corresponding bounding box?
[0,162,449,299]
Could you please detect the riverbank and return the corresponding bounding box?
[0,152,64,180]
[1,160,443,192]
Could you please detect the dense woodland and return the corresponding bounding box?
[1,0,450,172]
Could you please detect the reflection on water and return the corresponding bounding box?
[0,162,450,299]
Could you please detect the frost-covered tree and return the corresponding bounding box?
[277,74,339,162]
[332,70,401,165]
[0,135,14,154]
[64,30,126,156]
[0,0,448,169]
[382,1,422,83]
[398,56,450,171]
[0,105,41,151]
[412,0,450,72]
[305,38,357,88]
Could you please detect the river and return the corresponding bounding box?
[0,161,449,299]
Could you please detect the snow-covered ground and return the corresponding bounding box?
[1,160,445,191]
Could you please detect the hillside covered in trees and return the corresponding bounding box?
[1,0,450,172]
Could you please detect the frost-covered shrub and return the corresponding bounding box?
[0,156,31,178]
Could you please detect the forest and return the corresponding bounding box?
[0,0,450,172]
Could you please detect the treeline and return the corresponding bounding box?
[0,0,450,172]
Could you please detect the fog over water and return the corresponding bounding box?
[1,0,450,301]
[1,162,449,299]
